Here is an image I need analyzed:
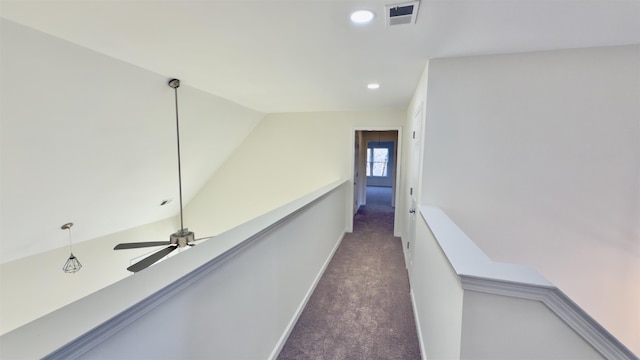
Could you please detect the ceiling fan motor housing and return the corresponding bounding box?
[170,229,194,247]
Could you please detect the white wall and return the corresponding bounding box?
[1,105,405,337]
[1,22,405,336]
[461,291,603,359]
[0,19,264,264]
[412,207,609,359]
[412,213,464,359]
[0,19,263,335]
[184,110,406,239]
[0,218,180,335]
[422,45,640,353]
[73,182,348,360]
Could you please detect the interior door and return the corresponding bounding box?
[406,106,423,270]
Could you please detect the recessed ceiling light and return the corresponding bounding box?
[350,10,375,24]
[367,83,380,90]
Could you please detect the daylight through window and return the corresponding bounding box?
[367,148,389,177]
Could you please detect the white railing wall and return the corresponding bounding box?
[0,180,349,360]
[410,205,638,360]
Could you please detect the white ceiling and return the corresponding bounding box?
[0,0,639,263]
[3,0,639,114]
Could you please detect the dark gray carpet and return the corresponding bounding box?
[278,187,421,360]
[365,186,393,206]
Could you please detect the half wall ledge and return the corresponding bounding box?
[419,205,638,360]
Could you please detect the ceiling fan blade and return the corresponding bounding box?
[114,241,171,250]
[127,245,177,273]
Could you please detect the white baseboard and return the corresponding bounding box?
[410,289,426,360]
[268,229,347,360]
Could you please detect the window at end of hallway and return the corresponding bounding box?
[367,148,389,177]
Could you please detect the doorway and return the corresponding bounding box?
[353,130,399,215]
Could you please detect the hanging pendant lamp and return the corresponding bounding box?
[61,222,82,273]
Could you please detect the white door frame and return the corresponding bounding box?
[347,127,403,236]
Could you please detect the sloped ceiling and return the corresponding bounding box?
[1,0,639,263]
[3,0,639,113]
[0,20,264,263]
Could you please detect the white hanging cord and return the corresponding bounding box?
[62,222,74,253]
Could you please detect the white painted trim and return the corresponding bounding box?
[410,289,427,360]
[420,206,638,360]
[460,276,638,360]
[268,229,347,360]
[419,205,553,287]
[542,290,638,360]
[349,126,404,238]
[393,127,403,238]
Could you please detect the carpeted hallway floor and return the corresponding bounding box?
[278,186,421,360]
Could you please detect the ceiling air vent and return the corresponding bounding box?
[386,1,420,26]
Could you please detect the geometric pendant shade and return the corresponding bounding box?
[62,253,82,274]
[61,222,82,274]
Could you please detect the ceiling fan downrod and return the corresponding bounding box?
[112,79,201,273]
[169,79,195,243]
[168,79,184,232]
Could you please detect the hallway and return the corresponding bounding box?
[278,186,421,359]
